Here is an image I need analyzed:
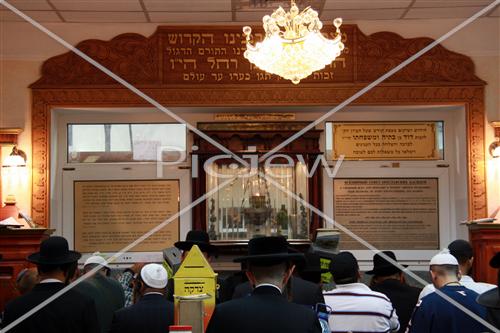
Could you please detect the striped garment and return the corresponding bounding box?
[323,282,400,333]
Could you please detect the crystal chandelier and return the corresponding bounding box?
[242,0,344,84]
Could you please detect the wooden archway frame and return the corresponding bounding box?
[30,25,487,227]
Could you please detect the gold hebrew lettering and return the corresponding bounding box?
[208,57,216,69]
[168,34,177,44]
[211,73,223,81]
[201,33,214,44]
[183,33,192,45]
[183,59,197,70]
[192,33,201,45]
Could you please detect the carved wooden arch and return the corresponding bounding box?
[30,25,486,227]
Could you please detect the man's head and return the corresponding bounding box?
[366,251,407,284]
[27,236,81,284]
[246,261,295,290]
[448,239,474,275]
[234,236,304,290]
[330,252,360,285]
[134,263,169,298]
[174,230,216,261]
[83,252,110,276]
[429,249,460,288]
[16,268,38,295]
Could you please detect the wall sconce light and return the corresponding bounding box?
[2,146,27,205]
[2,146,27,167]
[491,122,500,159]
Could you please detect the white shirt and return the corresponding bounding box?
[323,283,400,333]
[255,283,282,293]
[143,292,164,296]
[418,275,496,300]
[39,278,63,284]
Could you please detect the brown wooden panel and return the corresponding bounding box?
[470,224,500,284]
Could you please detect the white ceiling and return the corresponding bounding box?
[0,0,498,23]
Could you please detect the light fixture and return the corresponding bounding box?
[1,146,27,206]
[242,0,344,84]
[2,146,27,167]
[490,122,500,158]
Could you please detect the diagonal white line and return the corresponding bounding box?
[0,0,249,169]
[0,1,247,331]
[261,172,500,333]
[1,175,238,333]
[259,0,500,162]
[0,0,498,331]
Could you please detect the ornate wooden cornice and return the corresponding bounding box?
[31,25,484,88]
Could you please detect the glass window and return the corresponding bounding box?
[206,159,309,241]
[68,123,187,163]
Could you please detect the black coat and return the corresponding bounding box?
[1,282,100,333]
[109,293,174,333]
[207,285,322,333]
[232,276,325,308]
[371,278,421,333]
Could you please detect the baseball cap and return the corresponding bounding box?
[84,252,110,269]
[141,263,169,289]
[430,248,459,266]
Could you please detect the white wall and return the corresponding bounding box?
[0,17,499,218]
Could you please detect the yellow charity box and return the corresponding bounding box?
[173,244,217,332]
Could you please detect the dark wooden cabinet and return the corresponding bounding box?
[469,223,500,285]
[0,228,52,311]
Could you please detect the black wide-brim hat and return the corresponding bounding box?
[27,236,81,265]
[300,252,329,274]
[234,236,304,266]
[477,287,500,309]
[175,230,217,254]
[366,250,407,276]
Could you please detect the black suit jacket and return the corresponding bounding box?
[109,293,174,333]
[1,282,100,333]
[207,285,322,333]
[232,276,325,308]
[371,279,421,333]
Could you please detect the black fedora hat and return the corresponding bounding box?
[366,251,407,276]
[175,230,217,254]
[477,287,500,309]
[301,252,329,274]
[477,252,500,308]
[27,236,81,265]
[234,236,304,266]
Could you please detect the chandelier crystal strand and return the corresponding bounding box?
[242,0,344,84]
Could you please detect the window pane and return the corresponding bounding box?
[110,125,132,152]
[68,123,186,163]
[70,125,105,153]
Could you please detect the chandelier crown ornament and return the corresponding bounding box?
[242,0,344,84]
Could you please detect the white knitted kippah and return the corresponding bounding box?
[141,263,169,289]
[429,248,459,266]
